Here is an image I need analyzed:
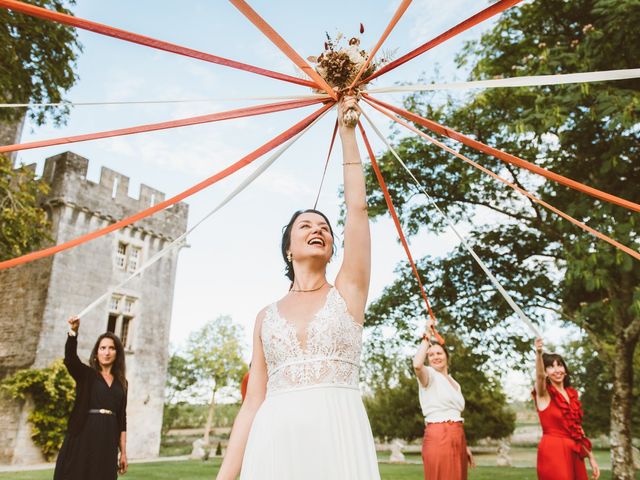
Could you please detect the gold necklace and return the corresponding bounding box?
[290,281,327,293]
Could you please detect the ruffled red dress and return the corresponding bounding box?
[533,385,591,480]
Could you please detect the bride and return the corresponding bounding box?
[216,96,380,480]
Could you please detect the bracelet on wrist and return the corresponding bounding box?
[343,161,362,166]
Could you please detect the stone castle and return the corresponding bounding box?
[0,151,189,464]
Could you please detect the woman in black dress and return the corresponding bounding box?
[54,317,128,479]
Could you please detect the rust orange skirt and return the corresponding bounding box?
[421,421,468,480]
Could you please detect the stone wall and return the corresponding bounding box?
[0,152,188,463]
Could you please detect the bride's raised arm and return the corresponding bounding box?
[335,96,371,323]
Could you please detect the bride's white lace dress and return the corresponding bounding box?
[240,287,380,480]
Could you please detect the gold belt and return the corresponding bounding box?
[88,408,114,415]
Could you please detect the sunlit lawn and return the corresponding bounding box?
[1,458,634,480]
[380,447,613,470]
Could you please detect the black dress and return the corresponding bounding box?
[54,335,126,480]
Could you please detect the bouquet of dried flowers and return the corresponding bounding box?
[307,25,392,93]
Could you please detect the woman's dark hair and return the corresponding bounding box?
[542,352,571,387]
[90,332,127,391]
[281,209,335,281]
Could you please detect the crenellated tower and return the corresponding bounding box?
[0,151,188,464]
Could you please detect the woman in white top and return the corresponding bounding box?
[413,319,474,480]
[216,96,380,480]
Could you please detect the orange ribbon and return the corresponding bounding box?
[365,95,640,213]
[313,119,339,209]
[229,0,337,100]
[364,97,640,261]
[0,97,325,153]
[0,0,315,88]
[358,123,445,344]
[0,102,335,271]
[349,0,413,89]
[361,0,523,84]
[0,98,325,153]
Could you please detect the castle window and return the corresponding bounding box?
[121,316,133,348]
[107,314,117,333]
[115,242,143,272]
[116,243,127,269]
[107,295,137,350]
[124,297,135,314]
[109,295,121,312]
[127,246,141,272]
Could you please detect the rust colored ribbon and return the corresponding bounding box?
[313,119,339,209]
[0,0,315,88]
[349,0,413,89]
[0,102,335,271]
[358,123,444,344]
[361,0,522,84]
[228,0,337,99]
[364,98,640,261]
[364,95,640,213]
[0,97,325,153]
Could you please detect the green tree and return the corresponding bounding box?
[162,351,199,435]
[0,0,81,126]
[0,154,51,260]
[364,365,424,442]
[565,339,640,438]
[363,332,515,443]
[1,0,81,260]
[0,359,75,460]
[185,316,246,446]
[362,1,639,477]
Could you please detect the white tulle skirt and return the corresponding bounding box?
[240,385,380,480]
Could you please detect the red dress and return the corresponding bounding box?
[534,385,591,480]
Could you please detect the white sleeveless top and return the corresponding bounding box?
[418,366,465,423]
[261,287,363,395]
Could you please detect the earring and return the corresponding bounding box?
[287,252,292,263]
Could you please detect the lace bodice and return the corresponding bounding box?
[261,287,363,395]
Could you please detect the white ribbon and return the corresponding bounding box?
[360,107,541,337]
[368,68,640,94]
[0,93,330,109]
[76,107,331,317]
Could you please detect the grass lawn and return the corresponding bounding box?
[378,447,613,470]
[1,459,635,480]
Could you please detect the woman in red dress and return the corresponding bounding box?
[533,338,599,479]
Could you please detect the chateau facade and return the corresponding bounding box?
[0,152,188,464]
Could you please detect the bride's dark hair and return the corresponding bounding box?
[281,209,335,281]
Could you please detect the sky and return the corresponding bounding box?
[11,0,539,398]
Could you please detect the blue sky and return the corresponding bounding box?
[12,0,536,397]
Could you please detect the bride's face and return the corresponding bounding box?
[288,212,333,264]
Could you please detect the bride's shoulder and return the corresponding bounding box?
[255,301,277,325]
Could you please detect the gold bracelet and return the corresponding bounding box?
[343,161,362,166]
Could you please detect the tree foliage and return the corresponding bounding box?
[0,154,51,261]
[362,0,640,383]
[0,0,81,125]
[184,315,247,401]
[363,334,515,443]
[564,340,640,437]
[1,359,75,460]
[181,315,247,444]
[162,351,200,434]
[362,0,638,474]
